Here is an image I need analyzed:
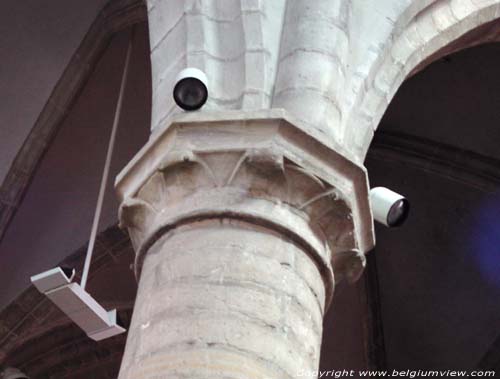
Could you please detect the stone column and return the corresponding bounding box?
[116,1,374,378]
[115,111,374,378]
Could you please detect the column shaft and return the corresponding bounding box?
[119,219,325,379]
[115,114,374,379]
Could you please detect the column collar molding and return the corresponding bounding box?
[116,109,375,255]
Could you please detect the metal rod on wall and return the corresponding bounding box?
[80,30,134,290]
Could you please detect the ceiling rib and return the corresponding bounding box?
[0,0,146,244]
[369,130,500,193]
[364,129,500,371]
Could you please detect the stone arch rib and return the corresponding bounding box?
[345,0,500,161]
[0,0,146,245]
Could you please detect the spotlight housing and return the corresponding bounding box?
[31,267,126,341]
[173,68,208,111]
[370,187,409,227]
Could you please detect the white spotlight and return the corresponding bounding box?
[370,187,409,227]
[173,68,208,111]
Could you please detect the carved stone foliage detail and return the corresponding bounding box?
[120,148,359,285]
[116,113,374,287]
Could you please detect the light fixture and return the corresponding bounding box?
[31,267,125,341]
[370,187,410,227]
[173,67,208,111]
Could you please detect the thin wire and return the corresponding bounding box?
[81,31,134,290]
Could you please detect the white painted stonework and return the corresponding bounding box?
[147,0,500,162]
[116,0,500,377]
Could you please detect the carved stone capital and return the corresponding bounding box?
[116,109,374,306]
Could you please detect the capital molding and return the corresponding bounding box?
[116,109,375,303]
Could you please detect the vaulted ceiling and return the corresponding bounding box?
[367,42,500,370]
[0,0,499,377]
[0,0,108,184]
